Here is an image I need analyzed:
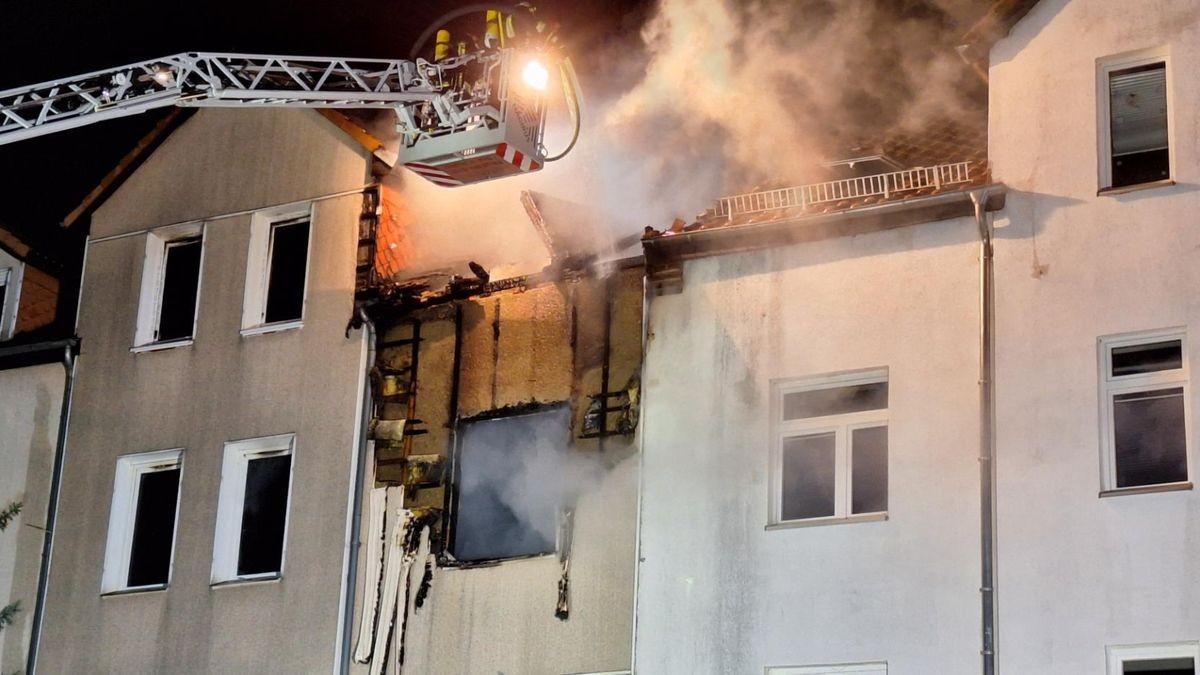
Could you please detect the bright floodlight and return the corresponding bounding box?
[522,59,549,91]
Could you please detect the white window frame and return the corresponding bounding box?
[1107,641,1200,674]
[1098,328,1191,495]
[211,433,296,584]
[132,222,205,351]
[100,448,184,594]
[767,662,887,675]
[1097,46,1174,192]
[0,263,23,340]
[769,368,889,528]
[240,205,313,337]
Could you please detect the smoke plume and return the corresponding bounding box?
[386,0,986,279]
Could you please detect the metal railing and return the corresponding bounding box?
[713,161,973,220]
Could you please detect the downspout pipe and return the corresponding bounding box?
[339,307,376,674]
[26,338,78,675]
[971,189,997,675]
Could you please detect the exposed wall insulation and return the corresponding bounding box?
[353,487,389,663]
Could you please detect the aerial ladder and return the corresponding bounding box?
[0,7,582,187]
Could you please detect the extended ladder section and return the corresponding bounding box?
[0,49,548,186]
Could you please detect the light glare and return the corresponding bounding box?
[522,60,549,91]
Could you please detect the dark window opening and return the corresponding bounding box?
[263,219,310,324]
[451,406,569,562]
[783,381,888,421]
[851,426,888,514]
[1123,656,1195,674]
[1113,340,1183,377]
[0,278,8,326]
[156,237,202,342]
[126,467,180,587]
[237,454,292,576]
[1114,387,1187,488]
[781,432,836,521]
[1109,62,1169,188]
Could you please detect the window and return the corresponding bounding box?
[212,434,295,583]
[0,265,19,340]
[1099,50,1171,190]
[241,207,311,334]
[1108,642,1199,674]
[1099,330,1190,493]
[449,405,569,562]
[101,449,183,593]
[768,663,887,675]
[770,369,888,526]
[134,223,204,348]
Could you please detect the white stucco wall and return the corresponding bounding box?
[0,363,63,674]
[635,218,983,673]
[990,1,1200,672]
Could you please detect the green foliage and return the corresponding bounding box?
[1,501,23,639]
[0,501,21,532]
[0,601,19,631]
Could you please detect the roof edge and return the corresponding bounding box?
[643,184,1007,293]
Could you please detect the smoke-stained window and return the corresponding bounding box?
[1099,331,1190,493]
[100,449,184,593]
[132,222,205,349]
[771,369,888,526]
[1100,51,1171,191]
[241,207,311,335]
[211,434,295,582]
[450,405,571,562]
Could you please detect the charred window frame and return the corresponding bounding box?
[241,206,312,336]
[446,403,570,564]
[1107,642,1199,675]
[1099,329,1191,495]
[1098,48,1173,193]
[211,434,295,584]
[100,449,183,594]
[133,223,205,351]
[769,369,889,528]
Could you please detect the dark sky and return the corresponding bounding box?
[0,0,652,256]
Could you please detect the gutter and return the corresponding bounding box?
[644,186,1007,268]
[970,189,998,675]
[337,308,376,674]
[25,337,79,675]
[628,270,651,674]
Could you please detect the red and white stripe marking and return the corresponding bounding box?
[496,143,542,172]
[404,161,464,187]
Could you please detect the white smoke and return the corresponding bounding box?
[386,0,985,279]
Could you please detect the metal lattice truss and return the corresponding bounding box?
[0,51,503,145]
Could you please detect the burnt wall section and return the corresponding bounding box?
[350,263,643,674]
[366,264,644,519]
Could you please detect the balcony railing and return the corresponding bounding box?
[713,161,973,220]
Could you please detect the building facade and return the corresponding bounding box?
[0,226,71,674]
[632,1,1200,673]
[34,108,374,673]
[991,0,1200,672]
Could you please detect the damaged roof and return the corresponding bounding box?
[643,114,991,240]
[640,114,1003,291]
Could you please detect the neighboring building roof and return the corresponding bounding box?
[961,0,1043,47]
[957,0,1043,75]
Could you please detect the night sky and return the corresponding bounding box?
[0,0,986,261]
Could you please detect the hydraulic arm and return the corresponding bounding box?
[0,20,575,187]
